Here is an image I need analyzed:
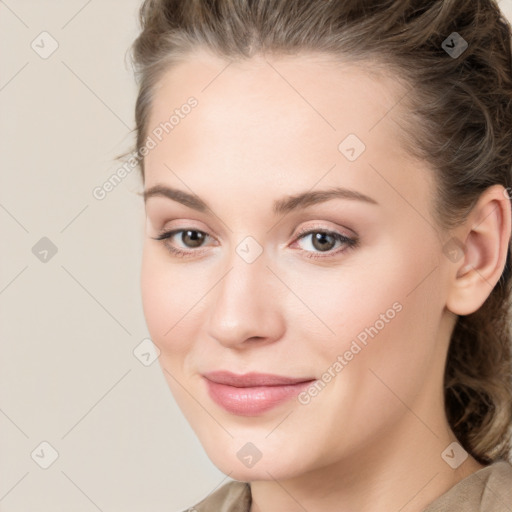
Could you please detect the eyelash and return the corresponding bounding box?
[151,226,358,260]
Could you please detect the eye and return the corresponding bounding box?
[151,228,213,258]
[151,226,358,260]
[292,227,358,259]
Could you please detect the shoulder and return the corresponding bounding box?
[424,460,512,512]
[182,480,252,512]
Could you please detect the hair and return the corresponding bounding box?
[127,0,512,464]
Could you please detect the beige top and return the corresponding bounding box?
[185,460,512,512]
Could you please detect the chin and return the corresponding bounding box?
[210,454,295,482]
[199,435,313,482]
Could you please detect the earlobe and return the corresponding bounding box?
[446,185,512,316]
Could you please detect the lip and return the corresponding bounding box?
[202,371,316,416]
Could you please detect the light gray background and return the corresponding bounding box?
[1,1,512,511]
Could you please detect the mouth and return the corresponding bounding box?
[202,371,316,416]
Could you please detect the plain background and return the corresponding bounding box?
[1,1,512,511]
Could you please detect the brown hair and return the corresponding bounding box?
[128,0,512,464]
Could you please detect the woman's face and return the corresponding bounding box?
[140,49,456,481]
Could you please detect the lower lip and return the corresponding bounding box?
[204,378,314,416]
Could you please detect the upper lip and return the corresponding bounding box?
[202,371,315,387]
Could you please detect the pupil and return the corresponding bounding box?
[313,232,334,251]
[184,230,203,247]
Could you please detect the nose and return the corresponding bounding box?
[206,245,285,349]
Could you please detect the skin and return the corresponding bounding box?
[139,48,511,512]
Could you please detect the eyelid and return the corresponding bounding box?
[291,221,357,242]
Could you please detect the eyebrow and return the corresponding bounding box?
[143,184,378,215]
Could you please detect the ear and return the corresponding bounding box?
[445,185,512,316]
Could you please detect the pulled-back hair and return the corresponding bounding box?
[128,0,512,464]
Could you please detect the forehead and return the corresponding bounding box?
[145,49,410,168]
[143,49,431,219]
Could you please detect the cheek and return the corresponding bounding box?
[291,243,445,453]
[140,245,200,358]
[140,246,216,433]
[307,238,443,367]
[331,243,444,404]
[299,261,398,337]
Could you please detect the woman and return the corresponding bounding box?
[129,0,512,510]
